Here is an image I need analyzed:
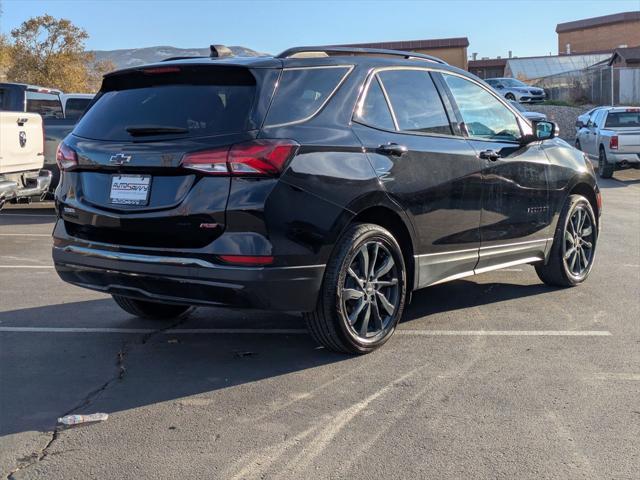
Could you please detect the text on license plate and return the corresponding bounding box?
[109,175,151,205]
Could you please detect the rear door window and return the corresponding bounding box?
[377,69,452,135]
[353,76,395,131]
[74,67,258,141]
[26,91,63,118]
[264,66,352,127]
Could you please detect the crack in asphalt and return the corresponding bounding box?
[5,314,190,479]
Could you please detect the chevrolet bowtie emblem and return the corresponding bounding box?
[109,153,132,165]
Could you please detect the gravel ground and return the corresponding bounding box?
[524,104,595,142]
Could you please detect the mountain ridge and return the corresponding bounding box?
[92,45,268,69]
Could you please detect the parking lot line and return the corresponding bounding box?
[0,213,55,217]
[0,327,613,336]
[0,233,51,237]
[0,265,55,268]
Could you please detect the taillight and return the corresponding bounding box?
[609,136,618,150]
[56,142,78,170]
[181,139,299,176]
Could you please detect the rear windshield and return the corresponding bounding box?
[264,66,351,127]
[26,91,63,118]
[64,98,93,120]
[605,111,640,128]
[74,67,257,141]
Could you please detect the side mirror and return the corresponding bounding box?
[534,120,557,140]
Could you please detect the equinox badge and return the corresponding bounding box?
[110,153,132,165]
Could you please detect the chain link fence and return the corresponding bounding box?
[533,66,640,106]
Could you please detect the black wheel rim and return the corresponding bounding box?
[563,206,595,278]
[341,240,400,341]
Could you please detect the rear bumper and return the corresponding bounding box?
[53,244,325,312]
[0,169,52,202]
[607,152,640,166]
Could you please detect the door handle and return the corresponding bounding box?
[479,149,501,161]
[376,143,408,157]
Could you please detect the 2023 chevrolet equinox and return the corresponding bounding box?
[53,46,601,354]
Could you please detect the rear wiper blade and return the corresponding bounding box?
[125,125,189,136]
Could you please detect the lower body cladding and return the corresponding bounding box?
[52,244,325,312]
[414,238,552,288]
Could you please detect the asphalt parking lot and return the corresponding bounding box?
[1,170,639,480]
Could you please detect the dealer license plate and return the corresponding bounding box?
[109,175,151,206]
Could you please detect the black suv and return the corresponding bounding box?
[53,46,601,354]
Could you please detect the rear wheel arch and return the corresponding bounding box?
[349,206,416,292]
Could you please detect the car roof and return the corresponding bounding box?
[0,82,62,94]
[104,47,469,79]
[606,106,640,113]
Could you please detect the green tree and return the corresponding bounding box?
[5,15,113,92]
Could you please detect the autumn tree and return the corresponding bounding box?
[4,15,113,92]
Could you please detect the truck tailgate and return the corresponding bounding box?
[617,131,640,154]
[0,112,44,174]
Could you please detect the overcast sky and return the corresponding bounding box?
[2,0,639,58]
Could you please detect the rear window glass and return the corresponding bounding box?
[64,98,93,120]
[378,70,452,135]
[605,111,640,128]
[26,91,63,118]
[74,69,257,141]
[264,66,351,126]
[354,77,395,130]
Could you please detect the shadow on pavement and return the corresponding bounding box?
[402,278,555,321]
[1,274,560,437]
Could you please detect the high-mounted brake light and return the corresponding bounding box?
[142,66,181,74]
[609,136,619,150]
[56,142,78,170]
[181,140,299,176]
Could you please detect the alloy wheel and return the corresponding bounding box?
[563,206,595,278]
[341,240,400,340]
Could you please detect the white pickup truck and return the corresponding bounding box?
[575,106,640,179]
[0,112,52,209]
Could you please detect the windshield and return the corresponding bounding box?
[500,78,526,87]
[605,111,640,128]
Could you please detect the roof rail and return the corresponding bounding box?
[276,46,447,64]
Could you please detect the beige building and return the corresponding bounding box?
[332,37,469,70]
[557,11,640,55]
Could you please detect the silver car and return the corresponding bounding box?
[486,77,546,103]
[575,106,640,178]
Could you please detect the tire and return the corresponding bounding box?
[304,223,407,354]
[598,147,614,179]
[505,93,516,101]
[112,295,194,319]
[535,194,597,287]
